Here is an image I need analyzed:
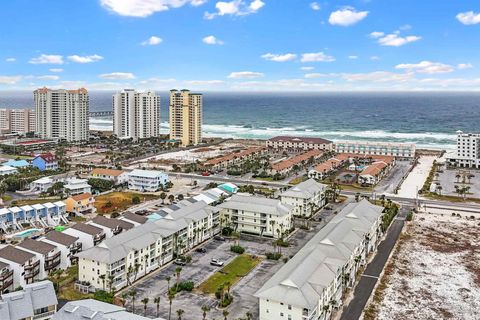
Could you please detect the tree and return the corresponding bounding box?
[141,298,149,316]
[88,178,114,193]
[154,297,161,318]
[177,194,184,201]
[121,292,129,307]
[168,194,175,203]
[160,192,167,204]
[223,310,229,320]
[132,195,141,204]
[166,276,171,291]
[168,291,175,320]
[175,267,182,290]
[129,289,137,313]
[99,274,106,291]
[201,305,210,320]
[176,309,185,320]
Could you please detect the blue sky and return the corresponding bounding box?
[1,0,480,91]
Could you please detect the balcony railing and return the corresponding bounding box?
[112,227,123,235]
[33,310,56,319]
[45,252,61,271]
[70,242,82,254]
[94,233,106,245]
[25,260,40,271]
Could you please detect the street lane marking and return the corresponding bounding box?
[362,274,379,279]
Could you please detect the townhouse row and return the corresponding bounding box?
[255,200,386,320]
[202,147,267,172]
[0,201,68,232]
[270,149,324,176]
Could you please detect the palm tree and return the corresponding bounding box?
[168,291,175,320]
[222,310,229,320]
[176,309,185,320]
[245,311,253,320]
[174,267,182,290]
[166,276,171,291]
[201,305,210,320]
[168,194,175,203]
[154,297,161,318]
[99,274,106,291]
[160,192,167,204]
[141,298,149,316]
[129,289,137,313]
[121,292,129,307]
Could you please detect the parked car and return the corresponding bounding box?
[202,172,211,176]
[195,247,207,253]
[214,235,226,241]
[174,258,187,266]
[210,258,224,267]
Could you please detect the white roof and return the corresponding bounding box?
[255,199,384,309]
[0,165,17,172]
[32,204,45,210]
[128,169,167,178]
[54,201,66,207]
[280,178,326,200]
[9,207,22,213]
[219,194,293,217]
[32,177,53,184]
[43,202,55,209]
[20,205,34,211]
[0,208,11,215]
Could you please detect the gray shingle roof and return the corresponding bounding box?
[18,238,56,255]
[255,199,384,309]
[44,230,79,247]
[0,245,35,264]
[122,212,148,224]
[90,216,134,230]
[219,194,293,216]
[70,222,103,236]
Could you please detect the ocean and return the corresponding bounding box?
[1,91,479,150]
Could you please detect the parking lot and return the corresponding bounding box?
[375,160,413,194]
[435,167,480,198]
[123,199,350,320]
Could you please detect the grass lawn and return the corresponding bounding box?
[12,197,61,206]
[289,175,308,185]
[198,254,261,294]
[94,191,160,214]
[49,265,93,301]
[425,192,480,204]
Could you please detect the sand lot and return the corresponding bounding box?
[365,211,480,320]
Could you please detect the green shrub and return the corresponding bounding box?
[132,195,141,204]
[230,245,245,254]
[94,290,114,303]
[222,226,234,236]
[265,252,282,260]
[406,211,414,221]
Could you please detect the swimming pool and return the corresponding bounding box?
[11,228,42,239]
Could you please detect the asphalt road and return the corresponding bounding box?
[339,206,410,320]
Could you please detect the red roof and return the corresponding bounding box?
[37,152,57,163]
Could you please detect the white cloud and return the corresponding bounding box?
[204,0,264,19]
[348,55,358,60]
[458,63,473,70]
[261,53,297,62]
[300,66,315,71]
[395,61,454,74]
[185,80,225,85]
[37,75,60,81]
[228,71,264,79]
[310,2,320,11]
[5,58,16,62]
[300,52,335,63]
[370,56,380,61]
[68,54,104,63]
[0,75,22,84]
[202,35,224,45]
[142,36,163,46]
[329,7,369,26]
[49,68,64,73]
[99,72,136,80]
[304,73,332,79]
[100,0,207,17]
[29,54,64,65]
[399,24,412,31]
[456,11,480,25]
[371,31,421,47]
[343,71,413,82]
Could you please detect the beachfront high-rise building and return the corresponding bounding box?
[113,89,160,140]
[0,108,36,135]
[446,131,480,169]
[169,89,202,146]
[34,88,89,142]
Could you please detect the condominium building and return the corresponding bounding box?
[334,140,416,158]
[127,169,169,192]
[255,200,385,320]
[169,89,203,146]
[267,136,334,151]
[219,195,294,238]
[446,131,480,169]
[76,200,219,290]
[0,246,41,287]
[34,87,89,142]
[0,108,36,135]
[113,89,160,140]
[280,179,327,218]
[0,280,57,320]
[54,299,152,320]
